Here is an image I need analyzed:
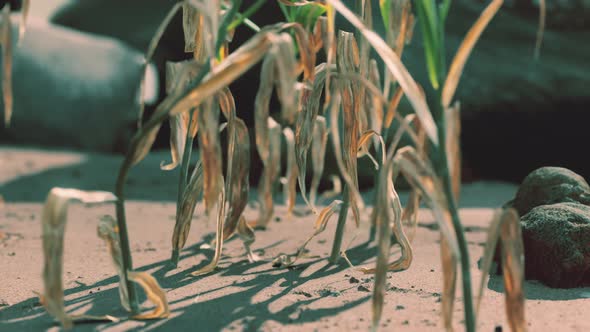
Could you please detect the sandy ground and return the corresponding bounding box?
[0,147,589,331]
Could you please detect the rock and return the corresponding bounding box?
[512,167,590,215]
[520,202,590,288]
[0,17,158,151]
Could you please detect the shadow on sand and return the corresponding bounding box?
[0,237,376,331]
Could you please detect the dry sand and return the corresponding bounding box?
[0,147,588,331]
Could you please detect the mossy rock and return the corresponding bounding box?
[512,167,590,216]
[520,202,590,288]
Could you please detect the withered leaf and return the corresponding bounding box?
[172,160,203,262]
[222,118,250,240]
[272,200,342,268]
[310,116,328,207]
[40,188,117,329]
[327,0,437,146]
[442,0,503,108]
[255,118,282,228]
[128,271,170,320]
[97,216,130,311]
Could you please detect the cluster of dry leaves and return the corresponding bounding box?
[0,1,528,331]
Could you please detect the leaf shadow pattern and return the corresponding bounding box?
[0,238,375,331]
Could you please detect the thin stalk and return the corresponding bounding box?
[115,158,140,314]
[433,96,476,332]
[227,0,265,31]
[329,185,350,263]
[171,110,195,265]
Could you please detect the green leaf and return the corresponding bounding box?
[415,0,440,89]
[379,0,392,31]
[293,3,327,30]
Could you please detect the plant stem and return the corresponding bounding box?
[329,185,350,263]
[227,0,265,31]
[433,97,476,332]
[115,156,140,314]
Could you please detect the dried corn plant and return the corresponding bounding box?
[88,0,517,329]
[1,3,13,126]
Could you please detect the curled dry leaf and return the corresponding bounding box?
[442,0,503,108]
[162,60,202,171]
[281,127,298,215]
[40,188,117,329]
[360,162,412,274]
[185,0,220,59]
[357,130,386,169]
[127,271,170,320]
[272,200,342,268]
[1,4,12,127]
[393,147,459,257]
[222,118,250,240]
[310,116,328,207]
[172,160,203,263]
[97,216,130,311]
[326,0,437,146]
[191,189,225,276]
[255,118,282,228]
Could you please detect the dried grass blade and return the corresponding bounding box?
[172,160,203,260]
[40,188,116,329]
[440,235,458,332]
[256,118,282,228]
[500,208,526,332]
[272,200,342,268]
[192,189,226,276]
[367,59,383,142]
[198,97,223,214]
[254,55,275,164]
[329,92,365,214]
[1,4,12,127]
[445,102,461,202]
[360,163,411,274]
[18,0,30,41]
[357,130,386,167]
[222,118,250,239]
[127,271,170,320]
[310,116,328,206]
[326,0,437,146]
[393,147,459,256]
[384,86,403,128]
[97,216,130,311]
[337,31,362,227]
[441,0,503,108]
[282,127,299,215]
